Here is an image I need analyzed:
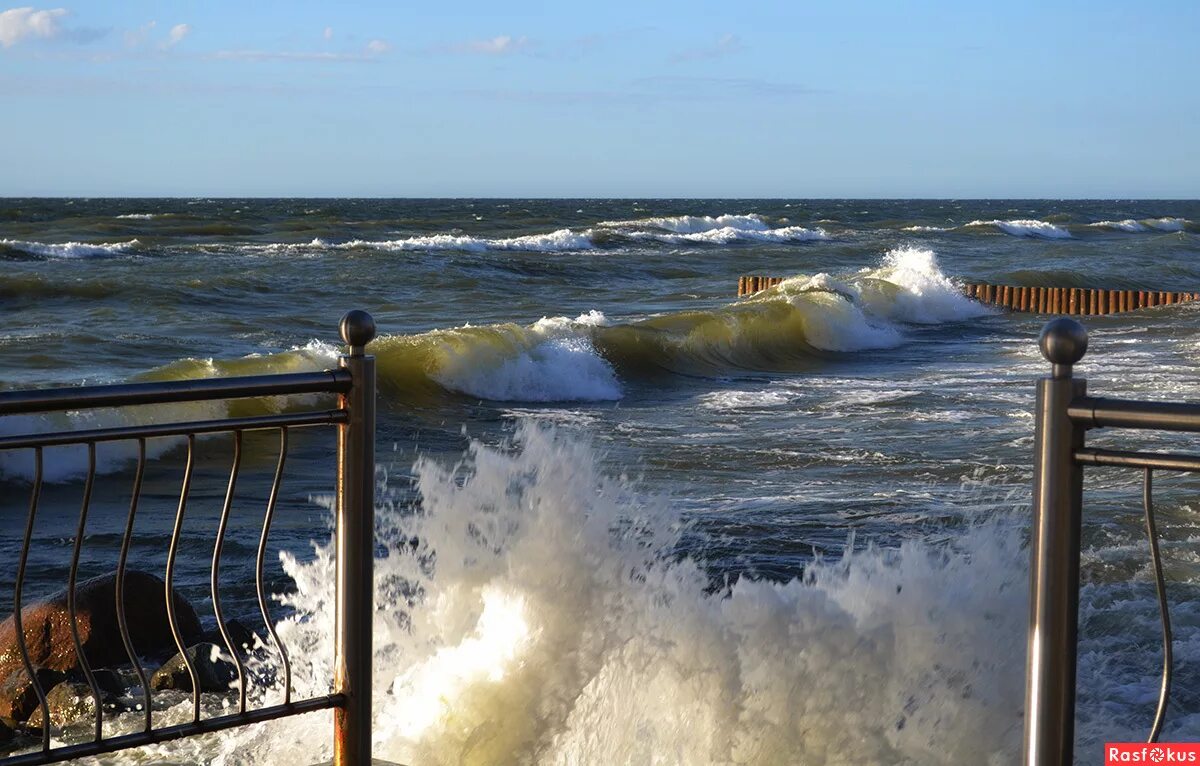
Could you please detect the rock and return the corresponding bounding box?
[88,668,127,696]
[27,681,111,729]
[150,643,237,693]
[0,716,11,743]
[198,619,258,659]
[0,571,202,684]
[0,666,66,722]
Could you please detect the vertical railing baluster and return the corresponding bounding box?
[165,434,201,723]
[1024,319,1088,766]
[116,437,152,733]
[334,310,377,766]
[257,426,292,705]
[1143,469,1172,743]
[67,442,105,742]
[212,431,247,713]
[15,447,51,753]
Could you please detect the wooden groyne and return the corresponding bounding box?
[737,277,1200,315]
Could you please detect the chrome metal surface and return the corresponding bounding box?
[0,370,351,416]
[1024,319,1086,766]
[0,409,347,450]
[212,431,248,715]
[14,447,51,753]
[1074,448,1200,472]
[1024,318,1192,765]
[1142,470,1172,743]
[257,427,293,705]
[0,311,376,765]
[116,438,152,733]
[333,310,377,766]
[0,695,343,766]
[166,435,202,723]
[66,443,104,743]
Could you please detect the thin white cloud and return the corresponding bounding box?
[163,22,188,48]
[670,33,743,63]
[124,19,154,48]
[213,39,390,63]
[443,34,530,56]
[0,6,67,48]
[323,26,333,41]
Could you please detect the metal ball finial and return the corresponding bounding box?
[1039,317,1087,377]
[340,309,376,353]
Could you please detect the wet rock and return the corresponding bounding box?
[198,619,258,659]
[0,666,66,722]
[28,680,112,729]
[0,716,11,743]
[0,571,202,684]
[150,643,237,693]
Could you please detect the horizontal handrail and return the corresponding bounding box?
[0,695,343,766]
[1074,447,1200,472]
[1068,396,1200,432]
[0,370,352,416]
[0,409,347,450]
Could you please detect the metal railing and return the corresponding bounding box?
[0,310,377,766]
[1024,317,1193,766]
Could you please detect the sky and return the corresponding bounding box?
[0,1,1197,198]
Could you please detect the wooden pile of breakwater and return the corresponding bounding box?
[737,277,1200,315]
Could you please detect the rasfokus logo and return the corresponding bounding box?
[1106,743,1200,763]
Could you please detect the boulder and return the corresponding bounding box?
[0,666,66,722]
[0,716,11,743]
[0,571,202,685]
[150,643,237,693]
[198,619,258,660]
[26,680,112,729]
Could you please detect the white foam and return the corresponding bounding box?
[964,219,1072,239]
[343,228,595,253]
[431,319,621,402]
[643,225,829,245]
[598,213,771,234]
[240,423,1032,765]
[1144,217,1187,232]
[0,238,141,258]
[115,213,163,220]
[901,225,951,232]
[867,246,991,324]
[1090,219,1147,232]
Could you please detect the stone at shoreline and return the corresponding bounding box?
[26,680,113,729]
[150,643,237,693]
[0,571,203,685]
[198,619,258,659]
[0,666,66,722]
[0,716,11,743]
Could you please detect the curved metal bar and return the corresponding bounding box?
[211,431,247,714]
[1143,469,1172,743]
[14,447,51,753]
[256,427,292,704]
[66,443,104,742]
[165,434,201,723]
[115,438,152,733]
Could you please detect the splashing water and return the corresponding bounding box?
[206,422,1031,766]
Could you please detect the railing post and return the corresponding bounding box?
[1024,318,1089,766]
[335,310,377,766]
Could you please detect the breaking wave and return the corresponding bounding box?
[962,219,1072,239]
[0,238,141,259]
[0,248,983,483]
[271,423,1032,765]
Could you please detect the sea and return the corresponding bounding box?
[1,198,1199,764]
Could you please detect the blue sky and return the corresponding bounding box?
[1,1,1197,197]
